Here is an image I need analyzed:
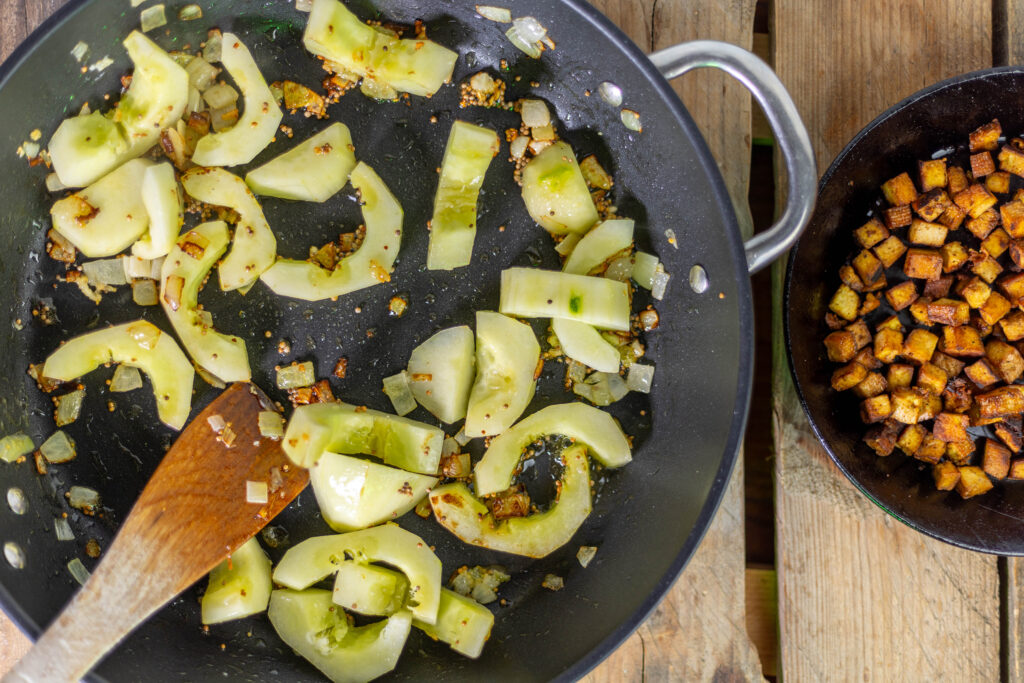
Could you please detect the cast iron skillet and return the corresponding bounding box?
[786,67,1024,555]
[0,1,813,680]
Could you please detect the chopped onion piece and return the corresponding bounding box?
[276,361,315,390]
[469,71,496,93]
[185,86,203,116]
[505,24,542,59]
[21,142,40,159]
[185,56,219,92]
[606,372,629,402]
[54,389,85,427]
[246,480,269,504]
[382,371,417,417]
[54,517,75,542]
[577,545,597,567]
[632,251,659,289]
[178,3,202,20]
[132,279,159,306]
[572,372,625,406]
[528,138,552,155]
[123,255,153,280]
[541,574,564,591]
[476,5,511,22]
[604,255,635,282]
[70,41,89,63]
[88,56,114,73]
[257,411,284,439]
[207,414,226,433]
[509,135,529,159]
[67,558,90,586]
[520,99,550,128]
[514,16,547,43]
[295,0,313,11]
[68,485,100,511]
[454,427,472,447]
[0,433,35,463]
[110,365,143,392]
[202,83,239,109]
[82,259,128,286]
[45,173,67,193]
[566,360,587,384]
[626,363,655,393]
[40,430,77,463]
[203,31,223,63]
[651,266,670,301]
[442,436,460,458]
[620,108,642,132]
[140,4,167,33]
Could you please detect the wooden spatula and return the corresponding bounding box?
[3,383,309,683]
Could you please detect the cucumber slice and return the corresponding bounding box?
[245,122,357,202]
[201,537,272,624]
[47,113,128,190]
[42,320,194,429]
[406,326,475,424]
[464,312,540,437]
[181,167,277,292]
[268,589,412,683]
[499,267,631,331]
[474,402,631,496]
[562,218,634,275]
[310,450,438,531]
[551,318,620,373]
[191,34,283,167]
[160,221,251,382]
[332,561,409,617]
[632,251,660,289]
[521,141,599,235]
[413,588,494,659]
[272,524,441,624]
[284,402,443,474]
[50,158,153,258]
[431,444,591,558]
[376,38,458,97]
[428,121,500,270]
[260,162,402,301]
[133,162,183,259]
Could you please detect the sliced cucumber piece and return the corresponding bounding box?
[431,444,591,558]
[413,588,494,659]
[332,561,409,617]
[268,589,412,683]
[50,158,152,258]
[160,221,251,382]
[474,402,631,496]
[134,162,183,259]
[632,251,659,289]
[47,112,128,190]
[191,33,283,167]
[406,326,475,424]
[464,312,540,437]
[310,450,438,532]
[272,524,441,624]
[245,122,357,202]
[376,38,458,97]
[201,537,272,624]
[284,402,443,474]
[428,121,500,270]
[42,320,194,429]
[181,167,277,292]
[551,317,620,373]
[500,267,631,331]
[563,218,634,275]
[521,141,599,235]
[260,162,402,301]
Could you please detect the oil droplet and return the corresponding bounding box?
[7,488,26,515]
[4,541,25,569]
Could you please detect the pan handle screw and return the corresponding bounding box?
[689,264,709,293]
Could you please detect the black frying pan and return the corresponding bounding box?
[0,1,814,679]
[785,67,1024,555]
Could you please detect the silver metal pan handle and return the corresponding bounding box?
[649,40,816,274]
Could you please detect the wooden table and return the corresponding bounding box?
[4,0,1024,680]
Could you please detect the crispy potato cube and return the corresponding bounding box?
[1002,310,1024,341]
[908,219,948,247]
[986,171,1011,194]
[824,330,858,362]
[887,363,915,389]
[961,277,992,308]
[996,416,1024,453]
[927,298,969,326]
[882,172,919,206]
[902,328,939,364]
[1001,200,1024,239]
[832,362,869,391]
[933,461,961,490]
[916,434,947,463]
[853,371,888,398]
[948,165,970,195]
[970,151,995,177]
[972,314,994,338]
[853,347,883,370]
[976,385,1024,419]
[903,248,943,280]
[897,424,928,456]
[874,236,907,268]
[970,119,1002,152]
[1009,459,1024,479]
[829,284,861,321]
[986,339,1024,382]
[934,412,970,442]
[845,319,872,350]
[855,218,889,249]
[932,350,966,377]
[947,440,978,466]
[885,280,919,311]
[979,291,1012,325]
[861,272,888,293]
[919,158,948,192]
[874,328,904,363]
[983,438,1012,479]
[966,209,1000,240]
[864,421,900,456]
[923,276,953,299]
[998,144,1024,177]
[912,189,952,222]
[916,362,949,395]
[942,376,972,413]
[891,388,925,424]
[876,315,903,332]
[940,325,986,357]
[954,183,999,218]
[981,228,1011,258]
[956,466,994,498]
[941,241,969,272]
[965,358,1000,388]
[1010,241,1024,270]
[852,249,884,284]
[920,392,942,422]
[969,250,1004,283]
[999,272,1024,302]
[826,313,847,330]
[937,203,967,230]
[861,394,893,423]
[859,292,882,316]
[909,297,933,326]
[884,205,913,229]
[839,264,864,292]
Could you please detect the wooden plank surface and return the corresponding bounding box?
[771,1,1001,680]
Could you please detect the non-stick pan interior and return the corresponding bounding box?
[0,0,752,679]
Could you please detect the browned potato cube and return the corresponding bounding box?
[1001,200,1024,238]
[897,424,928,456]
[920,392,943,422]
[996,416,1024,453]
[891,388,925,424]
[861,394,893,423]
[941,241,969,272]
[919,158,948,191]
[829,284,861,321]
[861,273,888,293]
[854,218,889,249]
[969,250,1004,283]
[937,203,967,230]
[912,189,952,222]
[970,151,995,177]
[902,328,939,364]
[979,291,1013,326]
[976,385,1024,419]
[874,236,907,268]
[934,412,970,442]
[933,461,961,490]
[853,347,883,370]
[885,280,919,311]
[923,276,954,299]
[845,319,872,350]
[882,172,919,206]
[948,165,970,194]
[874,328,904,363]
[832,362,869,391]
[981,227,1011,258]
[884,205,913,229]
[1001,310,1024,341]
[964,358,1000,389]
[916,362,949,395]
[824,330,859,362]
[826,312,847,331]
[970,119,1002,152]
[859,292,882,316]
[839,264,864,292]
[1010,240,1024,270]
[927,298,969,326]
[966,209,1000,239]
[943,377,973,413]
[956,466,993,497]
[983,438,1012,480]
[864,421,900,456]
[876,315,903,332]
[999,144,1024,177]
[908,219,948,247]
[986,339,1024,382]
[947,440,978,465]
[1008,459,1024,479]
[903,248,943,280]
[853,371,888,398]
[916,434,947,463]
[999,272,1024,302]
[908,297,933,326]
[932,350,966,377]
[961,277,992,308]
[853,249,884,284]
[940,325,986,357]
[887,363,915,389]
[954,183,999,218]
[972,314,994,338]
[986,171,1011,194]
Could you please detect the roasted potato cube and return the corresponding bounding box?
[891,388,925,424]
[965,358,1001,389]
[855,218,889,249]
[927,297,969,326]
[983,438,1012,480]
[908,218,948,247]
[1009,459,1024,479]
[996,416,1024,453]
[864,421,900,456]
[876,315,903,332]
[919,158,948,191]
[874,236,907,268]
[909,297,933,326]
[979,291,1012,326]
[832,362,869,391]
[1010,240,1024,270]
[934,412,970,442]
[824,330,859,362]
[969,250,1004,283]
[972,314,994,338]
[932,350,966,377]
[916,434,947,464]
[916,362,949,395]
[999,272,1024,302]
[1003,201,1024,240]
[897,424,928,456]
[912,190,952,222]
[955,183,999,218]
[970,119,1002,152]
[940,325,986,357]
[904,248,943,280]
[882,172,919,206]
[923,276,954,299]
[853,371,888,398]
[859,292,882,316]
[933,461,961,490]
[966,209,1000,240]
[948,165,970,194]
[829,284,861,321]
[981,227,1011,258]
[887,363,915,389]
[1001,310,1024,341]
[976,385,1024,419]
[920,392,942,422]
[885,280,919,311]
[884,205,913,229]
[852,249,884,284]
[902,328,939,364]
[970,151,995,177]
[956,466,993,497]
[947,440,978,466]
[941,241,969,272]
[961,277,992,308]
[986,339,1024,382]
[861,272,888,293]
[986,171,1011,194]
[861,394,893,423]
[874,328,904,363]
[839,264,864,291]
[937,203,967,230]
[943,377,973,413]
[826,312,848,331]
[853,347,883,370]
[845,319,872,350]
[998,144,1024,178]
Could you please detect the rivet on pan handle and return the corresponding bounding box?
[649,40,816,274]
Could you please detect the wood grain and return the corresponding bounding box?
[771,1,1000,680]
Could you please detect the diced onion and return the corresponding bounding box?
[566,360,587,384]
[620,108,642,133]
[70,41,89,63]
[606,372,629,402]
[382,371,416,417]
[207,414,226,433]
[258,411,285,439]
[55,389,85,427]
[177,3,202,20]
[0,433,35,463]
[577,545,597,568]
[604,255,635,282]
[509,135,529,159]
[469,71,496,94]
[505,24,542,59]
[202,83,239,109]
[651,266,670,301]
[123,255,152,280]
[541,574,564,591]
[110,365,143,392]
[276,361,315,389]
[632,252,659,289]
[185,56,219,92]
[82,259,128,286]
[185,86,203,116]
[67,558,91,586]
[40,431,77,463]
[88,56,114,73]
[202,31,223,63]
[140,4,167,33]
[68,486,100,511]
[476,5,511,22]
[626,363,654,393]
[513,16,547,44]
[21,141,40,159]
[246,480,269,505]
[520,99,550,128]
[454,427,473,447]
[45,173,67,193]
[54,517,75,542]
[572,372,625,406]
[132,279,159,306]
[528,138,552,155]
